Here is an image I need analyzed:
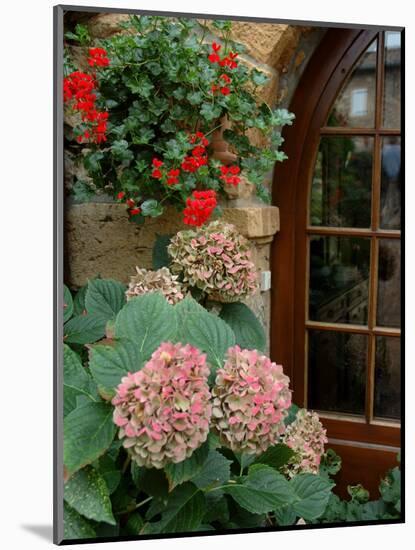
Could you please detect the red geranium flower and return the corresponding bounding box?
[220,86,231,96]
[117,191,125,200]
[152,169,163,179]
[130,208,141,216]
[88,47,110,67]
[183,190,217,226]
[152,158,164,168]
[212,42,221,52]
[126,198,136,208]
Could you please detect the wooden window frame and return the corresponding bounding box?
[271,28,402,450]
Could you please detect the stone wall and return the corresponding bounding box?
[64,12,325,351]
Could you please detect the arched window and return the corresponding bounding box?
[271,28,402,495]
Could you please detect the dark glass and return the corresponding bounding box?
[380,136,401,229]
[328,40,377,128]
[309,236,370,324]
[374,336,401,420]
[310,136,373,228]
[377,239,401,328]
[383,31,401,129]
[308,330,367,414]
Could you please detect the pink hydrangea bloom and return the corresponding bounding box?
[211,345,292,454]
[168,221,258,302]
[112,342,212,469]
[282,409,328,477]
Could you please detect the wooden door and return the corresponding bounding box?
[271,28,403,496]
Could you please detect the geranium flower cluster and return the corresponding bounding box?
[63,59,110,144]
[211,346,292,454]
[281,409,328,478]
[125,267,185,305]
[208,42,239,69]
[150,133,209,187]
[183,190,218,226]
[112,342,212,469]
[168,221,258,301]
[88,47,110,67]
[219,164,241,186]
[116,191,141,216]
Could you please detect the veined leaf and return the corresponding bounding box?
[193,450,232,489]
[64,314,106,345]
[63,344,97,416]
[89,339,142,399]
[85,279,126,321]
[219,302,266,352]
[64,402,116,477]
[290,474,334,520]
[164,442,209,490]
[114,293,177,360]
[253,444,295,471]
[142,482,205,534]
[64,466,116,525]
[224,464,293,514]
[64,502,96,540]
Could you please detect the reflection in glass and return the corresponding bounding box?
[374,336,401,420]
[380,137,401,229]
[310,137,373,228]
[377,239,401,328]
[328,40,377,128]
[308,330,367,414]
[309,236,370,324]
[383,31,401,128]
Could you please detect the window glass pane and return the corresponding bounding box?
[310,136,373,228]
[308,330,367,414]
[374,336,401,420]
[377,239,401,328]
[380,136,401,229]
[309,236,370,324]
[383,31,401,129]
[328,40,377,128]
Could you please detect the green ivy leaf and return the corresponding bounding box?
[63,285,74,323]
[193,450,232,489]
[89,339,143,400]
[64,344,97,416]
[64,314,106,345]
[114,293,177,360]
[85,279,126,321]
[164,441,210,490]
[143,482,205,534]
[64,402,116,477]
[141,199,163,217]
[64,466,116,525]
[290,474,334,520]
[224,464,293,514]
[253,444,295,471]
[219,302,266,352]
[64,502,96,540]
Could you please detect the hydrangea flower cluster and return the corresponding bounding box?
[211,345,292,454]
[168,221,258,301]
[125,267,185,305]
[112,342,212,469]
[281,409,328,478]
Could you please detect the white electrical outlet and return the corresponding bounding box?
[260,270,271,292]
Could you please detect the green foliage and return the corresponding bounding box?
[64,15,294,218]
[164,441,210,490]
[64,402,116,477]
[64,502,96,539]
[63,285,74,323]
[114,293,177,358]
[85,279,126,322]
[152,234,172,269]
[61,278,399,539]
[63,344,98,416]
[220,302,266,351]
[64,314,106,345]
[89,339,142,400]
[64,466,116,525]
